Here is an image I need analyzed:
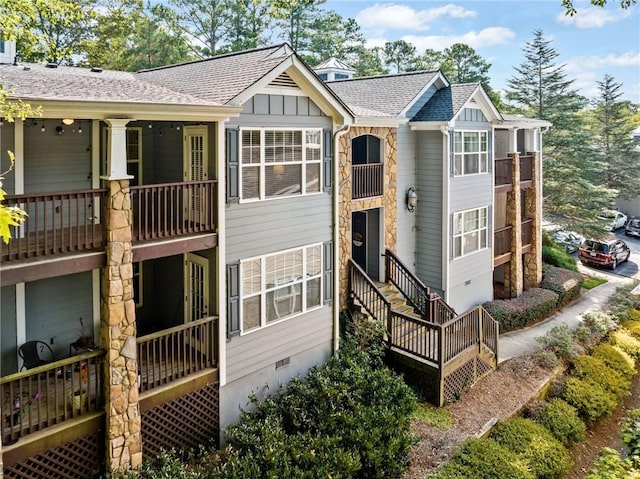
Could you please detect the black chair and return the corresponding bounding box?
[19,340,54,370]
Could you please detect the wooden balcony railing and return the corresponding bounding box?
[1,350,105,445]
[136,316,218,393]
[1,189,107,261]
[494,226,512,257]
[522,219,533,246]
[352,163,383,199]
[494,158,512,187]
[520,155,534,182]
[131,180,217,242]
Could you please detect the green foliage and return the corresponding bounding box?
[536,398,586,446]
[540,264,583,305]
[483,288,559,332]
[412,404,452,430]
[608,281,640,322]
[490,417,573,479]
[623,409,640,458]
[427,438,534,479]
[582,276,607,290]
[563,377,618,423]
[542,245,578,271]
[610,329,640,358]
[537,324,580,363]
[585,447,640,479]
[582,311,617,337]
[571,354,630,399]
[624,319,640,337]
[591,342,636,377]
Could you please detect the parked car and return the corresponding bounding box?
[553,230,585,253]
[597,210,628,231]
[626,217,640,238]
[579,238,631,270]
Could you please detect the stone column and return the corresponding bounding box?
[507,153,523,298]
[524,152,542,288]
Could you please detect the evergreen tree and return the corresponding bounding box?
[267,0,325,52]
[590,74,640,200]
[382,40,417,74]
[506,29,614,237]
[347,46,387,77]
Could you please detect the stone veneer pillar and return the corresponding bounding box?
[101,178,142,471]
[507,153,523,298]
[523,152,542,289]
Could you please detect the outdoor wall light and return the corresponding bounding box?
[406,186,418,212]
[62,118,74,126]
[56,125,64,135]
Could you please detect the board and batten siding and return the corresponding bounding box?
[415,130,444,294]
[395,124,417,269]
[1,285,18,375]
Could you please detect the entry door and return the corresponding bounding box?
[352,211,368,272]
[183,126,209,224]
[184,253,209,323]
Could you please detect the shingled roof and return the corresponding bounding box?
[0,62,217,106]
[326,70,440,117]
[411,83,481,122]
[138,45,292,105]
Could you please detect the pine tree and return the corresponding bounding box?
[506,29,614,237]
[590,74,640,200]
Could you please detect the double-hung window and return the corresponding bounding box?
[453,207,488,258]
[241,244,323,333]
[454,131,488,175]
[241,128,322,201]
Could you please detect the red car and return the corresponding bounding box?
[579,238,631,270]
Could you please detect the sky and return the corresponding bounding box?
[316,0,640,103]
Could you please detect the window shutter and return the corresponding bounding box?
[226,126,240,204]
[449,130,455,176]
[488,131,493,173]
[323,240,333,304]
[227,261,240,337]
[323,129,333,191]
[449,214,454,260]
[488,205,493,247]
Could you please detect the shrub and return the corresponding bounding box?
[623,319,640,337]
[591,343,636,377]
[571,354,631,399]
[427,438,534,479]
[490,417,573,479]
[540,264,583,305]
[536,398,586,446]
[611,329,640,359]
[563,377,618,423]
[622,409,640,459]
[483,288,559,332]
[542,244,578,271]
[609,282,640,323]
[582,311,617,336]
[536,324,580,363]
[585,447,640,479]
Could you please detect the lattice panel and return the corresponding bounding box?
[141,383,219,459]
[443,359,476,403]
[476,357,494,379]
[3,433,103,479]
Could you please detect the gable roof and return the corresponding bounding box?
[326,70,441,117]
[411,83,480,122]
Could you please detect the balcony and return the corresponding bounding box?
[352,163,383,200]
[520,155,534,186]
[494,226,512,266]
[494,155,534,191]
[521,218,533,251]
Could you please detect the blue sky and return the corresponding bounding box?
[316,1,640,103]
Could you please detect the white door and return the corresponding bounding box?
[183,126,209,224]
[184,253,209,323]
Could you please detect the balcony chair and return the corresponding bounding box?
[19,340,54,371]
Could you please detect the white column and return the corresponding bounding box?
[102,119,133,181]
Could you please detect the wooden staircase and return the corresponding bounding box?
[349,251,499,406]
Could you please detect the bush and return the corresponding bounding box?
[536,398,586,446]
[490,417,573,479]
[563,377,618,423]
[542,244,578,271]
[623,319,640,337]
[609,282,640,323]
[582,311,617,337]
[536,324,581,363]
[483,288,559,332]
[427,438,534,479]
[571,354,631,399]
[591,343,636,377]
[540,265,583,305]
[223,342,417,479]
[611,329,640,359]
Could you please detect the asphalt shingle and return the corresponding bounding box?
[411,83,480,122]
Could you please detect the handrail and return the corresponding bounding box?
[440,306,499,364]
[352,163,384,199]
[388,310,442,364]
[349,259,390,326]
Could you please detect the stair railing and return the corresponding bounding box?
[349,259,391,328]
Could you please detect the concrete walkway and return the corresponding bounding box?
[499,268,633,363]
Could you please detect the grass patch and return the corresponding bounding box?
[413,403,453,430]
[582,276,608,290]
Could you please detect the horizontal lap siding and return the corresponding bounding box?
[395,125,417,269]
[449,175,493,212]
[415,130,444,293]
[448,249,493,312]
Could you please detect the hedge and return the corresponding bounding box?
[563,377,618,423]
[539,265,583,306]
[536,398,586,446]
[571,354,631,399]
[483,288,559,332]
[542,245,578,271]
[591,343,636,377]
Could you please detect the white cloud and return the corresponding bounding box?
[556,7,631,29]
[566,51,640,71]
[356,3,476,33]
[398,27,516,52]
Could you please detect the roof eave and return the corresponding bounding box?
[495,118,552,129]
[410,121,453,131]
[354,116,403,127]
[398,72,449,118]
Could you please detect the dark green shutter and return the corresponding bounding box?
[323,129,332,191]
[323,240,333,304]
[226,126,240,204]
[227,262,240,337]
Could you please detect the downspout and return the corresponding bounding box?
[440,125,450,302]
[333,124,350,353]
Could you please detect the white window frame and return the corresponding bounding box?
[453,206,489,259]
[126,127,143,185]
[239,127,323,202]
[453,130,488,176]
[239,244,324,334]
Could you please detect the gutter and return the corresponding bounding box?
[333,124,350,353]
[440,125,450,301]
